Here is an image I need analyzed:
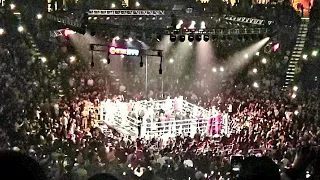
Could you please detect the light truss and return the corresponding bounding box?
[165,28,269,35]
[50,29,64,37]
[47,14,81,27]
[224,15,274,26]
[88,9,165,16]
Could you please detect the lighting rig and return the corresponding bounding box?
[89,44,164,74]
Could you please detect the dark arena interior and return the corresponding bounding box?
[0,0,320,179]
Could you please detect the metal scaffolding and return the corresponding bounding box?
[88,9,165,16]
[165,28,269,35]
[224,15,274,26]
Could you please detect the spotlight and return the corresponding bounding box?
[115,36,120,41]
[188,35,194,42]
[312,50,318,57]
[292,93,297,99]
[41,57,47,63]
[203,34,209,42]
[18,26,24,32]
[302,54,308,60]
[0,28,4,35]
[294,110,299,115]
[169,59,174,63]
[261,58,267,64]
[253,82,259,88]
[200,21,206,29]
[293,86,298,91]
[244,53,249,59]
[212,68,217,72]
[63,29,75,37]
[170,34,176,42]
[255,52,260,56]
[10,4,15,10]
[176,20,183,29]
[111,3,116,8]
[195,35,202,42]
[128,37,133,42]
[102,58,108,64]
[37,14,42,19]
[252,68,258,73]
[220,67,224,72]
[69,56,76,63]
[179,35,185,42]
[189,21,196,29]
[135,2,140,7]
[272,43,280,51]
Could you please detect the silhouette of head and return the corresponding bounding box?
[238,156,280,180]
[0,150,48,180]
[88,173,119,180]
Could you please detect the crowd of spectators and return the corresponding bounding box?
[1,1,320,180]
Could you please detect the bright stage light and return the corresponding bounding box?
[294,110,299,115]
[244,53,249,59]
[102,58,108,64]
[128,37,133,42]
[261,58,267,64]
[120,55,125,58]
[293,86,298,91]
[256,52,260,56]
[41,57,47,63]
[169,58,174,63]
[200,21,206,29]
[63,29,75,37]
[10,4,15,10]
[0,28,4,35]
[272,43,280,51]
[135,2,140,7]
[18,26,24,32]
[253,82,259,88]
[189,21,196,29]
[220,67,224,72]
[176,20,184,29]
[37,14,43,19]
[252,68,258,73]
[111,3,116,8]
[69,56,76,63]
[114,36,120,41]
[212,68,217,72]
[312,50,318,57]
[302,54,308,60]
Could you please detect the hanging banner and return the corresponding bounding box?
[108,46,140,56]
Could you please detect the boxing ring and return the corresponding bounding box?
[99,98,230,139]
